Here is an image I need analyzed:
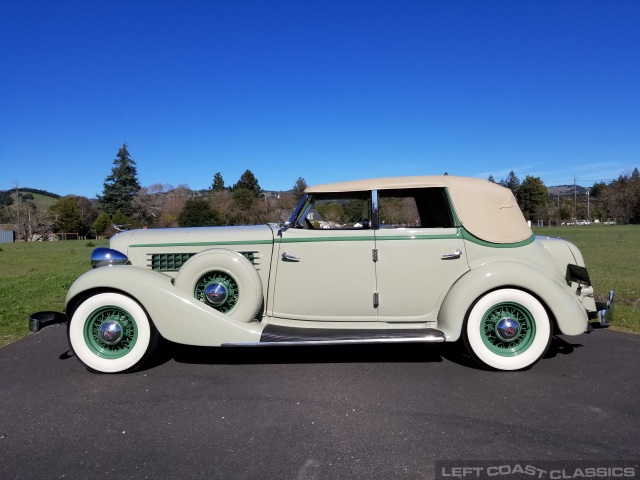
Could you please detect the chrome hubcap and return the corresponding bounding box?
[495,317,520,341]
[99,322,123,344]
[205,283,228,306]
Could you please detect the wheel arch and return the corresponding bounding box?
[66,287,146,322]
[459,284,558,337]
[437,261,587,341]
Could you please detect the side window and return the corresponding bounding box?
[378,188,454,228]
[310,193,371,229]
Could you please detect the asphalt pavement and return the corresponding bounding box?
[0,323,638,480]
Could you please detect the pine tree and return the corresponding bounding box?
[292,177,308,202]
[500,171,520,195]
[98,144,141,216]
[232,170,262,197]
[212,172,225,192]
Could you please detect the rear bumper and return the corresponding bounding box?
[594,290,614,327]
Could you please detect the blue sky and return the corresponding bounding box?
[1,1,638,198]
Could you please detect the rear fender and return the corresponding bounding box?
[438,261,588,341]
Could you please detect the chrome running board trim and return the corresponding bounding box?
[222,325,446,347]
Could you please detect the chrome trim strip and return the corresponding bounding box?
[223,335,446,347]
[371,189,379,229]
[286,194,309,229]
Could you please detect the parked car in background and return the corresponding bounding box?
[53,176,613,373]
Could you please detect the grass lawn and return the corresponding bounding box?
[0,226,637,348]
[533,224,640,333]
[0,239,107,346]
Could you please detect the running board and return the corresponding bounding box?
[223,324,446,347]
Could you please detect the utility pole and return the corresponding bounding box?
[13,181,20,241]
[587,188,590,222]
[574,177,577,222]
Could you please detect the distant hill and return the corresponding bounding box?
[18,192,59,210]
[547,185,588,196]
[0,188,61,210]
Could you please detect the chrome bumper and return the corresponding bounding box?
[595,290,614,327]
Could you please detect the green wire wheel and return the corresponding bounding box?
[479,301,536,356]
[83,305,138,359]
[194,271,239,313]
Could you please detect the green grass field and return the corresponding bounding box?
[0,240,108,346]
[0,226,638,348]
[533,224,640,333]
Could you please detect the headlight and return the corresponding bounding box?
[91,247,129,268]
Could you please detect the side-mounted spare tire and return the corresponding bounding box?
[68,292,160,373]
[463,288,552,371]
[173,249,263,323]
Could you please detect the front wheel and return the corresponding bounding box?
[68,293,159,373]
[463,289,552,371]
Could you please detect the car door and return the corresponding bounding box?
[270,194,378,322]
[374,188,469,323]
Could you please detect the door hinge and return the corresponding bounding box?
[372,248,378,262]
[373,292,379,308]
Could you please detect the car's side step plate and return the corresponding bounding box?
[224,324,446,347]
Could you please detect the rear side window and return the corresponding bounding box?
[378,188,454,228]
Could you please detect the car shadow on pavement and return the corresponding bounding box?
[136,335,586,372]
[544,335,584,359]
[146,340,450,369]
[58,334,586,373]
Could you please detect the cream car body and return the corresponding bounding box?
[62,175,613,373]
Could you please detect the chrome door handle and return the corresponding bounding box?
[441,248,462,260]
[282,252,300,262]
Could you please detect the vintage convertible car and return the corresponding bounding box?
[60,175,614,373]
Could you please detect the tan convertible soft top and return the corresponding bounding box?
[306,175,532,244]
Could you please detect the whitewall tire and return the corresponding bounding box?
[463,289,552,371]
[68,292,158,373]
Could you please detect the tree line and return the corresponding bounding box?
[488,169,640,225]
[1,144,638,240]
[0,144,308,240]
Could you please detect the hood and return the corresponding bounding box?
[110,225,276,271]
[111,225,274,253]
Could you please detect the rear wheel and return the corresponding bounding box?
[463,289,552,371]
[68,293,159,373]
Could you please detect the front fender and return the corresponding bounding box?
[438,261,589,341]
[65,266,264,346]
